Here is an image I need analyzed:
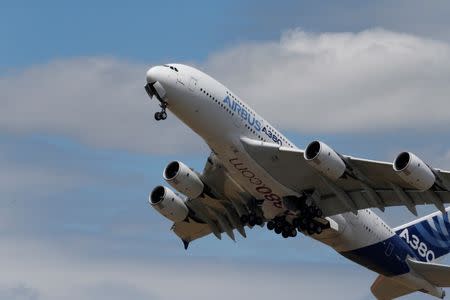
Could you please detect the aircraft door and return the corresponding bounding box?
[188,77,197,92]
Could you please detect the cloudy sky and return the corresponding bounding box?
[1,1,450,299]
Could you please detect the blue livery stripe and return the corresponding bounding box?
[396,210,450,261]
[340,235,416,276]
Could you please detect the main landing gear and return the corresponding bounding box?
[154,101,168,121]
[267,204,325,239]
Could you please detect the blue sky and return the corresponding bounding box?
[1,0,243,69]
[2,1,450,299]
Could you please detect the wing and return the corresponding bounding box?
[171,153,264,247]
[241,137,450,217]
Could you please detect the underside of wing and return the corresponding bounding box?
[241,137,450,216]
[172,220,212,249]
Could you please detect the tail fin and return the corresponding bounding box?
[395,207,450,262]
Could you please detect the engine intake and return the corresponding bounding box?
[149,186,189,222]
[304,140,346,181]
[393,152,435,191]
[163,161,204,199]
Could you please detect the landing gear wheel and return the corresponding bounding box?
[274,227,282,234]
[290,229,297,237]
[275,222,282,231]
[154,101,168,121]
[308,206,316,216]
[315,225,323,235]
[267,221,275,231]
[315,208,323,218]
[282,231,290,238]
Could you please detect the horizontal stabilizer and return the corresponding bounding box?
[408,258,450,287]
[371,275,416,300]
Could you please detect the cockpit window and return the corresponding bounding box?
[163,64,178,72]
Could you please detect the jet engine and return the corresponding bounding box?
[163,161,204,199]
[149,185,189,222]
[304,140,346,181]
[393,152,435,191]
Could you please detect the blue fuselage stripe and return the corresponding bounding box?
[340,235,417,276]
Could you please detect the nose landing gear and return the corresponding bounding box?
[154,102,168,121]
[154,111,167,121]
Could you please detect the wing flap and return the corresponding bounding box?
[172,220,213,244]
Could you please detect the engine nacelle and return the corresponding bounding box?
[163,161,204,199]
[393,152,435,191]
[304,140,346,181]
[149,186,189,222]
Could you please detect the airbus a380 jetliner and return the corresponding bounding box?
[145,64,450,299]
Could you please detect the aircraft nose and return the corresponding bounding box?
[146,66,161,83]
[145,66,168,101]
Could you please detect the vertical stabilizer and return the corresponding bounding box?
[395,207,450,262]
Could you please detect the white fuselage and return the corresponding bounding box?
[147,63,393,250]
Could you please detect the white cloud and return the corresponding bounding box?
[2,29,450,153]
[0,151,92,232]
[0,284,39,300]
[205,29,450,134]
[0,157,84,199]
[0,57,205,154]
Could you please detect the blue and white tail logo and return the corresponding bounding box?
[395,207,450,262]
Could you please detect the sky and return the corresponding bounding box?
[1,1,450,299]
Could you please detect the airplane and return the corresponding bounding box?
[144,63,450,299]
